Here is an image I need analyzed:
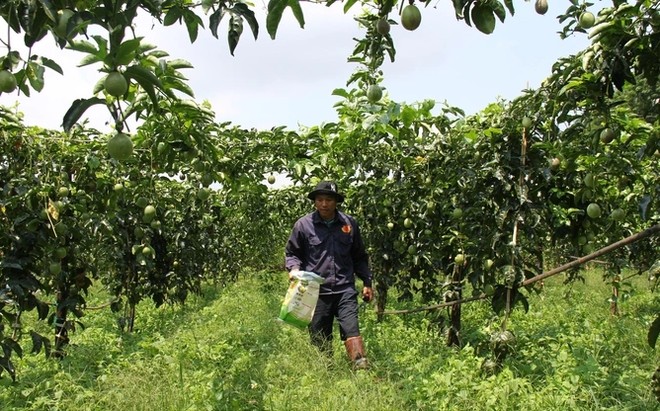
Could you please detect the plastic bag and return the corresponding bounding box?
[278,271,324,329]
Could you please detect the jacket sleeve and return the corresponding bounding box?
[284,220,304,272]
[350,219,372,287]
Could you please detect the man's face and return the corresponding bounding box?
[314,194,338,220]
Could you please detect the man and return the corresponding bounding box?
[285,181,373,369]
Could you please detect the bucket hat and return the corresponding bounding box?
[307,181,344,203]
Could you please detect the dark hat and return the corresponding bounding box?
[307,181,344,203]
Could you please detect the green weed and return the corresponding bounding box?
[1,269,658,411]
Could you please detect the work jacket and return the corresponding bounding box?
[285,210,372,295]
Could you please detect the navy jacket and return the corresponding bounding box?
[285,210,372,295]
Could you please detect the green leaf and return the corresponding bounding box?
[288,0,305,29]
[37,0,57,23]
[649,315,660,348]
[114,37,142,66]
[452,0,468,18]
[491,284,508,314]
[463,2,472,26]
[503,0,515,15]
[266,0,288,40]
[138,42,158,53]
[35,300,49,321]
[30,331,43,355]
[78,54,102,67]
[471,4,496,34]
[62,97,105,132]
[169,80,195,98]
[163,6,182,26]
[201,0,215,13]
[0,356,16,381]
[124,65,162,88]
[38,57,63,75]
[124,65,162,107]
[401,106,416,128]
[183,9,203,43]
[67,39,99,54]
[92,76,105,94]
[228,15,243,56]
[233,3,259,39]
[514,291,529,313]
[7,338,21,357]
[168,59,194,70]
[343,0,359,13]
[492,1,507,22]
[27,62,45,92]
[209,7,225,39]
[332,88,350,98]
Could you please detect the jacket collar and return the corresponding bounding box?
[312,210,346,225]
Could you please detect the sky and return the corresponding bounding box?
[0,1,593,132]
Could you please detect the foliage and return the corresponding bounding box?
[0,0,658,397]
[0,272,658,410]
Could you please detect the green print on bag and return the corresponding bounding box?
[279,271,324,329]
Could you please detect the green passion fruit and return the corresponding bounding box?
[107,133,133,161]
[401,5,422,31]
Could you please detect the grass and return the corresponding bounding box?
[1,268,659,410]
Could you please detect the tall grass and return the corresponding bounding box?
[1,269,658,410]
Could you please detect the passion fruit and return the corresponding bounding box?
[143,205,156,222]
[376,18,391,36]
[49,262,62,275]
[579,11,596,29]
[401,5,422,31]
[104,71,128,97]
[586,202,602,219]
[367,84,383,103]
[583,173,596,188]
[197,188,210,201]
[454,254,465,265]
[550,157,561,171]
[600,128,616,144]
[535,0,548,15]
[0,70,17,93]
[610,208,625,221]
[107,133,133,161]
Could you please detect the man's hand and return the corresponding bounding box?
[362,287,373,303]
[289,268,301,282]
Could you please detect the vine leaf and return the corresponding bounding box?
[62,97,105,132]
[471,4,496,35]
[233,3,259,40]
[30,331,52,358]
[267,0,304,40]
[491,285,529,314]
[649,315,660,349]
[266,0,287,39]
[124,65,162,108]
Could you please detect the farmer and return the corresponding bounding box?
[285,181,373,369]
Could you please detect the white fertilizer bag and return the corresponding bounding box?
[278,271,324,329]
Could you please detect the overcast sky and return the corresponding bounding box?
[1,2,591,131]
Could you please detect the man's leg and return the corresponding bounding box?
[336,291,368,369]
[308,294,337,354]
[336,290,360,340]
